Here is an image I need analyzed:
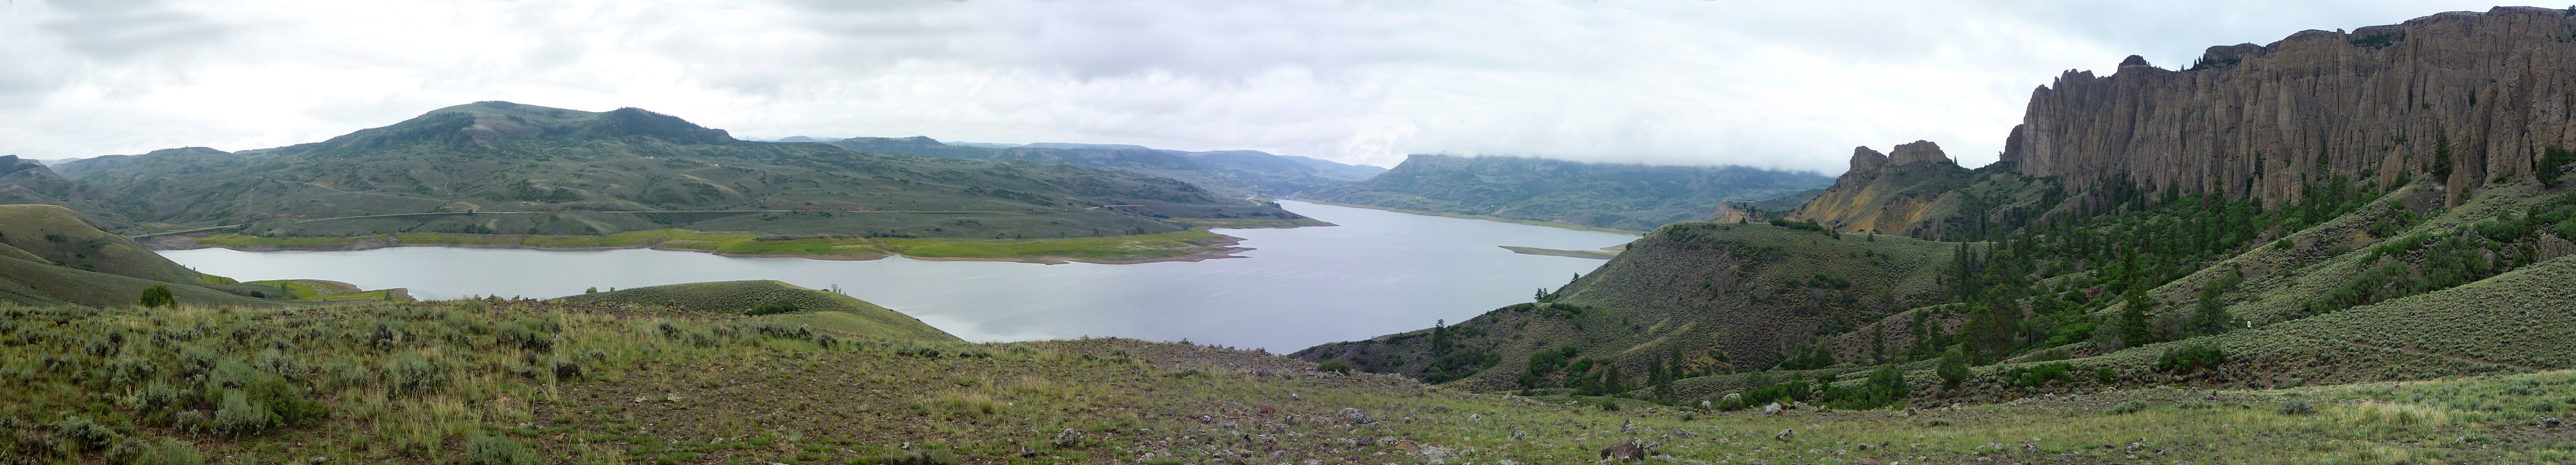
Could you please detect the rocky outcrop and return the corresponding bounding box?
[2001,6,2576,206]
[1786,141,1980,236]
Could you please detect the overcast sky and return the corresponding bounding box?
[0,1,2534,173]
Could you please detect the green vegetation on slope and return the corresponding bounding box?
[1298,220,1960,392]
[1306,154,1832,231]
[190,227,1246,264]
[33,102,1303,247]
[826,136,1384,197]
[551,280,957,342]
[2,299,2569,464]
[0,204,208,284]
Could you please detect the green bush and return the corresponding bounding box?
[138,285,175,308]
[1317,359,1352,374]
[211,390,279,436]
[53,416,119,451]
[2157,343,2229,373]
[747,299,801,316]
[2105,400,2150,415]
[2280,399,2318,416]
[1937,349,1969,390]
[467,435,539,465]
[106,439,205,465]
[385,355,446,395]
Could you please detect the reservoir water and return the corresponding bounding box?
[160,201,1638,351]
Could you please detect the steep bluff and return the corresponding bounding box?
[2003,6,2576,206]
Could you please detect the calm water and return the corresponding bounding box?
[161,201,1637,351]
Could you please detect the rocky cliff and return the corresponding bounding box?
[2003,6,2576,206]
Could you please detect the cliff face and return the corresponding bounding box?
[2003,6,2576,206]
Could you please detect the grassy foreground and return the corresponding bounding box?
[191,228,1247,264]
[3,299,2571,464]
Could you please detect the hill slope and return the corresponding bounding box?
[1309,7,2576,413]
[1296,220,1962,391]
[825,136,1384,197]
[552,280,958,342]
[4,298,2569,464]
[0,205,278,307]
[36,102,1302,240]
[1305,154,1833,231]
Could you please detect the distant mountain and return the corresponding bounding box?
[1024,142,1153,151]
[28,102,1303,239]
[1305,154,1834,231]
[0,156,131,228]
[943,141,1024,148]
[825,136,1385,197]
[770,135,843,142]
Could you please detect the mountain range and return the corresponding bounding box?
[5,103,1310,254]
[822,136,1385,197]
[1303,154,1832,231]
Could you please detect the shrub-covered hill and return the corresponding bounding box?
[1295,220,1963,391]
[34,102,1303,238]
[552,280,957,342]
[1305,171,2576,416]
[1305,154,1833,231]
[5,298,2574,464]
[0,205,279,308]
[826,136,1384,197]
[0,156,131,228]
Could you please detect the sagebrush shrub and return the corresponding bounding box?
[466,435,538,465]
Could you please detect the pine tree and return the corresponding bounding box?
[2119,289,2156,347]
[1937,348,1969,390]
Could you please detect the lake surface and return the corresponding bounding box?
[161,201,1639,351]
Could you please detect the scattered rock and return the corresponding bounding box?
[1601,439,1648,462]
[1510,429,1528,440]
[1392,440,1419,451]
[1622,420,1637,433]
[1774,429,1796,441]
[1339,408,1377,424]
[2543,417,2562,428]
[1051,429,1082,448]
[1762,403,1783,416]
[1469,413,1483,423]
[1651,454,1679,462]
[1414,445,1457,462]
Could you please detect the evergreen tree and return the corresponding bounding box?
[1937,348,1969,390]
[2190,276,2238,336]
[2118,289,2156,347]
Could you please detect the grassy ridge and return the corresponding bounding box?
[552,280,957,342]
[192,228,1246,263]
[1,299,2568,464]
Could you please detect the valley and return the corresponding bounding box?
[8,5,2576,465]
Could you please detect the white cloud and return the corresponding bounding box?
[0,0,2532,172]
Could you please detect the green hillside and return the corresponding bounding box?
[1305,154,1833,231]
[36,102,1305,246]
[0,156,132,228]
[552,280,958,342]
[0,204,209,284]
[1295,219,1961,391]
[3,297,2569,464]
[826,136,1384,197]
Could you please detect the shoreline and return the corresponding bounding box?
[143,231,1262,265]
[1283,199,1645,236]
